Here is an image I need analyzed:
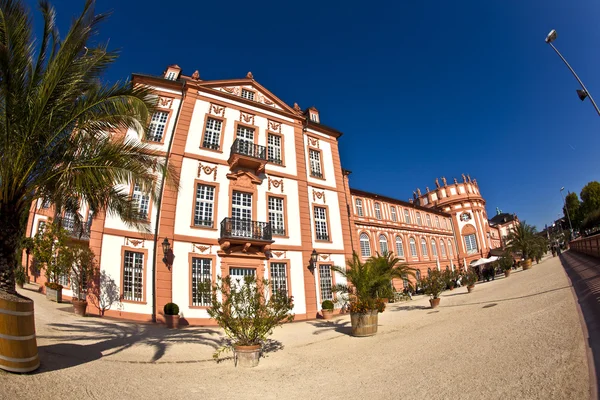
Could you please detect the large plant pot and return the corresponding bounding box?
[504,270,511,278]
[72,300,87,317]
[430,298,441,309]
[321,309,333,320]
[0,294,40,373]
[449,285,455,291]
[165,314,180,329]
[350,311,378,337]
[467,285,474,293]
[45,286,62,303]
[234,345,261,368]
[522,259,532,270]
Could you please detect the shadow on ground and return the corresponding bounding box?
[35,319,282,373]
[389,304,429,312]
[559,251,600,399]
[441,286,571,308]
[309,319,353,336]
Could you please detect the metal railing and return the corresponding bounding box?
[571,235,600,258]
[230,139,267,160]
[220,218,272,241]
[58,218,91,240]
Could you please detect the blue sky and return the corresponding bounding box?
[25,0,600,230]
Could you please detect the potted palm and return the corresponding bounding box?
[203,275,294,367]
[164,303,180,328]
[321,300,334,320]
[462,270,478,293]
[422,269,445,308]
[505,223,538,270]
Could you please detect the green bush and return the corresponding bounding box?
[462,270,478,287]
[14,265,27,286]
[421,269,446,299]
[321,300,334,310]
[164,302,179,316]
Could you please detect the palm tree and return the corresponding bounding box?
[505,222,538,261]
[368,251,415,296]
[0,0,170,295]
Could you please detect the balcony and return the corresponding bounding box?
[228,139,268,173]
[58,217,91,241]
[219,218,274,254]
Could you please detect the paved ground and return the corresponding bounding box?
[0,253,592,400]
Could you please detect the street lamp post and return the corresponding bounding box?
[560,187,574,237]
[545,29,600,116]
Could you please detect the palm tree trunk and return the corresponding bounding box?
[0,201,24,294]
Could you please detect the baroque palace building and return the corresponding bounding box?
[24,65,518,324]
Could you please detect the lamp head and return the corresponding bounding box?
[577,89,589,101]
[545,29,557,43]
[560,187,565,191]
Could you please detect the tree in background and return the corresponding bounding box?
[563,192,582,229]
[580,181,600,218]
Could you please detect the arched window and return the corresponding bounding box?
[355,198,364,217]
[426,214,432,227]
[379,234,388,255]
[448,240,453,256]
[360,233,371,257]
[421,238,428,256]
[374,203,382,219]
[416,269,421,281]
[395,236,404,257]
[416,212,422,225]
[440,241,446,257]
[409,238,418,257]
[442,218,447,229]
[435,216,440,228]
[431,239,437,258]
[391,206,397,222]
[427,268,432,276]
[404,209,411,224]
[445,266,450,272]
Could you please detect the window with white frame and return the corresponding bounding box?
[236,125,255,156]
[57,273,69,287]
[356,199,364,217]
[319,264,333,301]
[395,236,405,258]
[123,251,144,302]
[314,206,329,241]
[270,263,288,296]
[310,113,319,123]
[194,184,215,227]
[267,134,283,164]
[241,89,255,101]
[448,240,453,256]
[268,196,285,236]
[409,238,418,257]
[416,212,422,226]
[166,71,177,80]
[465,234,478,254]
[421,238,428,257]
[379,234,388,254]
[404,209,411,224]
[37,221,47,234]
[443,218,447,229]
[309,149,323,178]
[391,207,397,222]
[435,216,440,228]
[202,118,222,150]
[440,240,446,257]
[231,191,252,237]
[360,233,371,257]
[416,269,421,281]
[132,183,150,220]
[147,111,168,142]
[431,240,438,258]
[191,257,212,306]
[41,198,51,208]
[374,203,382,219]
[426,214,432,227]
[62,211,76,232]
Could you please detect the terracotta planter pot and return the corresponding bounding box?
[381,298,389,303]
[350,311,378,337]
[430,298,441,309]
[504,270,511,278]
[165,314,180,329]
[522,259,532,270]
[17,283,24,289]
[467,285,474,293]
[45,286,62,303]
[449,285,455,291]
[234,344,261,368]
[72,299,88,317]
[322,309,333,320]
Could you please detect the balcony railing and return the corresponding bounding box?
[316,232,329,241]
[310,170,323,179]
[220,218,272,241]
[58,218,91,240]
[231,139,267,160]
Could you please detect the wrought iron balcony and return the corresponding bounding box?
[220,218,273,242]
[228,139,268,173]
[58,217,91,240]
[310,170,323,179]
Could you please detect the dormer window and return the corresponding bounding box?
[166,71,177,81]
[241,89,255,101]
[310,113,319,123]
[163,65,181,81]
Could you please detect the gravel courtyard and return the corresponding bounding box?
[0,254,592,400]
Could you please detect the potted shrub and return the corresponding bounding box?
[164,303,180,329]
[203,275,294,367]
[505,222,543,270]
[15,266,27,289]
[499,253,513,277]
[421,269,445,308]
[64,245,96,316]
[321,300,334,320]
[443,269,456,290]
[462,270,478,293]
[32,222,70,302]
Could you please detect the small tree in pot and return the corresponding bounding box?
[164,303,180,328]
[202,275,294,367]
[462,270,478,293]
[61,244,96,316]
[421,269,445,308]
[32,222,70,302]
[499,252,514,277]
[14,266,27,289]
[505,222,538,270]
[321,300,334,320]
